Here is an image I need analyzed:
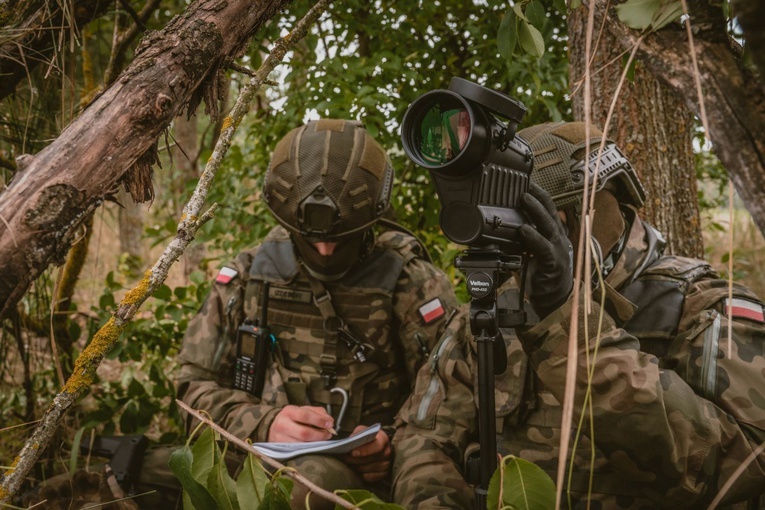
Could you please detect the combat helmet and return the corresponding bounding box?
[518,122,645,211]
[264,119,394,241]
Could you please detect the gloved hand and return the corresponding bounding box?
[518,182,574,319]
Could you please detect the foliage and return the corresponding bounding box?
[615,0,683,31]
[170,427,293,510]
[487,455,556,510]
[188,0,571,266]
[78,270,211,443]
[173,429,555,510]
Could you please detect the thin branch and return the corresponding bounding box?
[0,0,331,502]
[176,401,358,510]
[117,0,146,32]
[707,439,765,509]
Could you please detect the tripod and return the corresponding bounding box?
[455,246,528,510]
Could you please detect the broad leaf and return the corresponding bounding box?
[518,20,545,58]
[498,10,518,61]
[258,482,292,510]
[336,489,406,509]
[525,1,547,30]
[650,0,683,30]
[615,0,660,30]
[207,456,240,510]
[236,454,269,506]
[168,445,220,510]
[487,456,556,510]
[191,427,220,483]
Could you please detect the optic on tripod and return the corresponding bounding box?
[401,77,533,248]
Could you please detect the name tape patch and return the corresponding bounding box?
[215,266,238,284]
[725,298,765,323]
[269,286,313,304]
[418,298,445,324]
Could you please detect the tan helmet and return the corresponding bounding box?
[264,119,394,241]
[518,122,646,211]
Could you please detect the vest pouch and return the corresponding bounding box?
[484,329,529,423]
[404,330,458,430]
[259,361,299,408]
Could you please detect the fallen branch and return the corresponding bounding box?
[176,400,358,510]
[0,0,330,501]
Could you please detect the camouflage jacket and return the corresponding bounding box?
[393,211,765,509]
[176,226,458,444]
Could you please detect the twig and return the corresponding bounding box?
[707,439,765,509]
[0,0,331,502]
[176,401,358,510]
[117,0,147,32]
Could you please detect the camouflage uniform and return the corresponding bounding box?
[393,207,765,509]
[176,224,458,507]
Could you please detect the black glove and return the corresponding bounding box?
[518,182,573,319]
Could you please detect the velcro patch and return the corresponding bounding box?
[418,298,445,324]
[725,298,765,323]
[215,266,238,285]
[269,286,312,304]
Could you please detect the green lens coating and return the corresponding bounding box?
[418,104,470,166]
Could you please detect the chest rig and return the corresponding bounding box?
[241,232,409,434]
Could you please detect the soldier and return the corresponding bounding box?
[175,118,459,509]
[392,121,765,509]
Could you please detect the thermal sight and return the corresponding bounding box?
[401,77,533,248]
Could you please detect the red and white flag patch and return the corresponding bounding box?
[418,298,445,324]
[215,266,239,285]
[725,298,765,322]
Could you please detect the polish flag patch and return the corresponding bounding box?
[215,266,239,285]
[418,298,445,324]
[725,298,765,323]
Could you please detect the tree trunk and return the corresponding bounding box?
[568,8,703,258]
[589,0,765,239]
[0,0,293,320]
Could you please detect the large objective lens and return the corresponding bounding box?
[418,103,471,166]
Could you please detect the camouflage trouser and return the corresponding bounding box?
[281,454,389,510]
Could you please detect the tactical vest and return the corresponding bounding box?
[496,253,762,508]
[239,228,420,434]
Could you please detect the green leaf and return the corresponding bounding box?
[235,454,269,506]
[525,1,547,29]
[336,489,406,508]
[258,482,292,510]
[168,445,220,510]
[497,10,518,61]
[69,427,86,476]
[650,0,683,30]
[518,20,545,58]
[512,2,527,21]
[487,455,556,510]
[615,0,660,30]
[154,284,172,301]
[207,456,240,510]
[191,427,220,483]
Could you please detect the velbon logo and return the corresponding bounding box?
[469,280,491,287]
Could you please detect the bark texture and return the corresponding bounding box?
[588,0,765,238]
[0,0,292,320]
[569,9,703,258]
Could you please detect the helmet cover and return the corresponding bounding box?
[518,122,646,210]
[264,119,394,241]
